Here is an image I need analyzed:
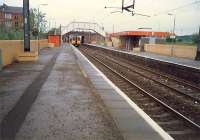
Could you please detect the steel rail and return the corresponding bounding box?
[97,53,200,103]
[86,46,200,91]
[84,45,200,91]
[101,52,200,91]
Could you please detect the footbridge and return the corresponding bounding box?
[62,21,106,44]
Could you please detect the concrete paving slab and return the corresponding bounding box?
[90,78,107,82]
[93,83,114,90]
[96,89,120,95]
[104,100,133,109]
[108,108,138,118]
[0,48,59,126]
[99,93,124,101]
[114,116,157,132]
[123,132,163,140]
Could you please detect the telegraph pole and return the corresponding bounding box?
[23,0,30,52]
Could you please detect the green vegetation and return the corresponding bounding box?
[165,34,199,47]
[0,30,23,40]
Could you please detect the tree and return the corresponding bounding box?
[29,8,48,39]
[29,8,47,33]
[30,8,37,31]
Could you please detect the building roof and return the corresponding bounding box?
[0,3,22,14]
[111,31,172,38]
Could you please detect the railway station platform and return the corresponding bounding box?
[131,52,200,70]
[89,44,200,70]
[0,44,173,140]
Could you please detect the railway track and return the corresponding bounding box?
[79,46,200,140]
[80,47,200,123]
[84,47,200,102]
[97,51,200,102]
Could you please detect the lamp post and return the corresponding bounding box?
[168,13,176,56]
[196,27,200,60]
[168,13,176,39]
[37,4,48,53]
[23,0,30,51]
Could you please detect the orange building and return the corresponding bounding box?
[48,35,61,47]
[112,31,171,38]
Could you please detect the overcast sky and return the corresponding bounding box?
[1,0,200,35]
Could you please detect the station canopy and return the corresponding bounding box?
[111,31,172,38]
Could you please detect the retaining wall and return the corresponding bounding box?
[145,44,197,60]
[0,39,48,67]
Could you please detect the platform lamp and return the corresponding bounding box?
[168,13,176,56]
[23,0,30,52]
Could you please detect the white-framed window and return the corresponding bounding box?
[5,13,12,19]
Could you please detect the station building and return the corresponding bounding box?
[109,31,171,51]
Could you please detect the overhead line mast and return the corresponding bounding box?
[106,0,149,17]
[122,0,135,12]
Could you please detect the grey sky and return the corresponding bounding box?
[1,0,200,35]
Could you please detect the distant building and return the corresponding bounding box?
[0,3,23,30]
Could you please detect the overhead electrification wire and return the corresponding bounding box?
[155,0,200,15]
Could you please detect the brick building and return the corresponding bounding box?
[0,3,23,30]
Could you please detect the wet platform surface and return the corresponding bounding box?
[0,45,173,140]
[0,46,122,140]
[0,48,60,125]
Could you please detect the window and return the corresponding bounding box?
[15,22,18,25]
[5,21,12,27]
[15,16,18,20]
[5,13,12,19]
[15,22,19,28]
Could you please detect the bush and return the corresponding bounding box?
[177,38,182,42]
[0,30,23,40]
